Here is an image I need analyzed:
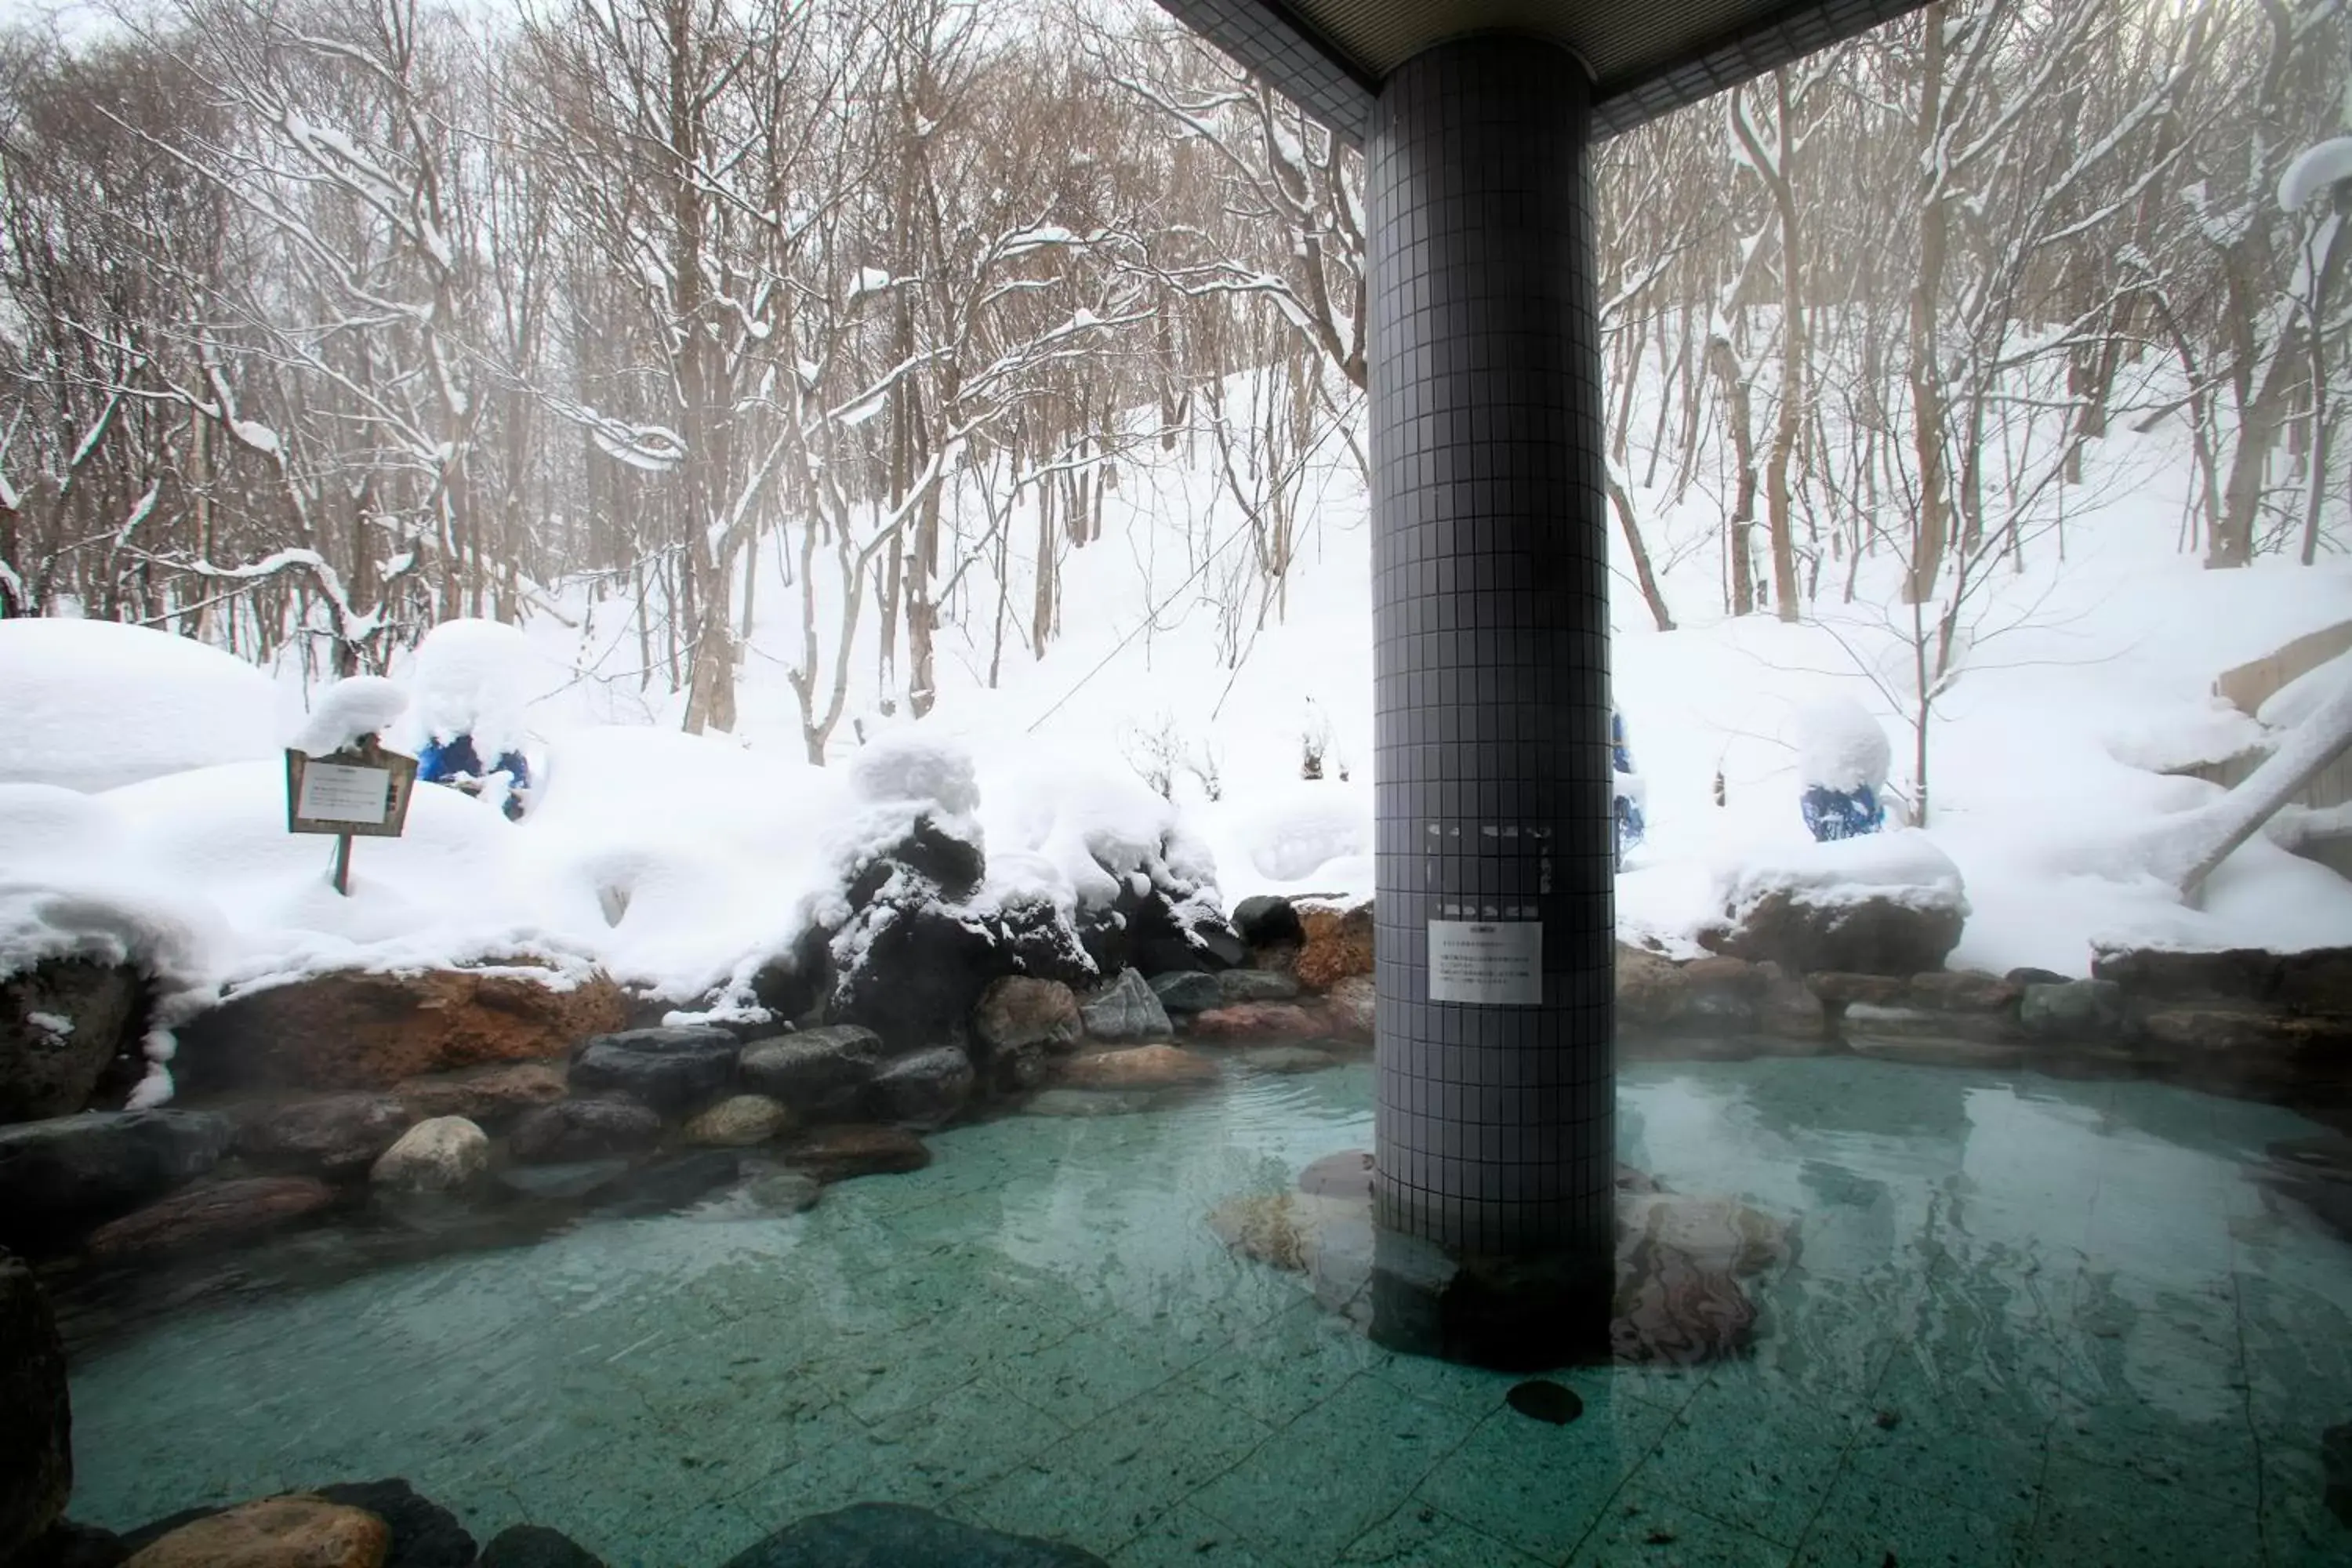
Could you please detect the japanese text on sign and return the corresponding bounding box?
[296,763,391,826]
[1427,919,1542,1006]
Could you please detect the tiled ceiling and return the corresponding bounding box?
[1151,0,1934,141]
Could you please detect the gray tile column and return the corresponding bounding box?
[1369,38,1613,1269]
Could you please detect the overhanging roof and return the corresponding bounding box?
[1152,0,1933,141]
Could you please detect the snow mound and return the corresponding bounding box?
[1222,779,1370,885]
[1794,696,1892,794]
[849,726,981,818]
[405,617,534,757]
[2103,698,2269,773]
[0,618,278,792]
[1715,828,1969,916]
[293,676,410,757]
[2278,136,2352,210]
[2256,652,2352,731]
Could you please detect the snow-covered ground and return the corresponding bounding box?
[4,367,2350,1107]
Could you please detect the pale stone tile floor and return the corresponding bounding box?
[66,1060,2352,1566]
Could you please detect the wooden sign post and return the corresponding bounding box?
[285,734,420,895]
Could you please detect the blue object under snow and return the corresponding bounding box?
[1801,783,1885,842]
[419,733,532,821]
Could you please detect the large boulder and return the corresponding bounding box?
[120,1495,389,1568]
[869,1047,975,1127]
[1320,975,1376,1042]
[175,968,630,1093]
[480,1526,604,1568]
[1076,970,1172,1043]
[308,1479,474,1568]
[1292,899,1374,992]
[972,978,1082,1054]
[1231,895,1305,950]
[1145,971,1222,1014]
[682,1094,792,1147]
[0,1252,70,1561]
[783,1124,931,1181]
[1187,1003,1324,1042]
[506,1099,660,1164]
[2020,979,2126,1039]
[1058,1044,1220,1090]
[0,1109,233,1253]
[1,960,142,1123]
[1699,831,1967,976]
[739,1026,887,1120]
[234,1094,412,1176]
[719,1504,1106,1568]
[568,1028,739,1116]
[85,1176,336,1260]
[394,1063,568,1124]
[1215,968,1301,1004]
[368,1118,490,1194]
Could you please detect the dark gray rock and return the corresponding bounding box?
[2325,1421,2352,1528]
[568,1028,739,1116]
[869,1047,974,1127]
[506,1099,661,1164]
[481,1525,606,1568]
[784,1124,930,1181]
[311,1479,476,1567]
[739,1026,887,1120]
[16,1519,124,1566]
[234,1092,412,1174]
[717,1503,1109,1567]
[1215,969,1301,1004]
[738,1165,822,1214]
[1,960,140,1124]
[1077,969,1172,1043]
[0,1110,233,1253]
[2020,979,2126,1040]
[0,1252,70,1560]
[591,1152,742,1218]
[1147,971,1222,1014]
[1232,895,1304,949]
[495,1158,633,1201]
[2005,966,2071,987]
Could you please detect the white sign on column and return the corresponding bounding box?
[1427,919,1543,1005]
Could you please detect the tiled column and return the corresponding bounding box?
[1368,39,1613,1270]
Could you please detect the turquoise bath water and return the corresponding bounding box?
[64,1059,2352,1566]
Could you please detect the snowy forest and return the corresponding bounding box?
[0,0,2343,760]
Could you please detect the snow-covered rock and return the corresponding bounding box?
[0,619,278,792]
[1702,829,1969,975]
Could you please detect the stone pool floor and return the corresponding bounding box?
[65,1059,2352,1566]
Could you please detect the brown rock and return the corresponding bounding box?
[1292,899,1374,993]
[1614,946,1691,1032]
[1905,970,2022,1014]
[1320,975,1376,1042]
[783,1124,931,1181]
[1,1254,70,1559]
[1058,1044,1221,1089]
[1680,956,1767,996]
[234,1094,412,1175]
[394,1062,567,1123]
[1186,1003,1323,1042]
[85,1177,335,1259]
[1840,1004,2019,1045]
[122,1495,389,1568]
[1701,891,1963,977]
[2,959,140,1124]
[1806,972,1910,1007]
[1758,978,1830,1042]
[971,978,1082,1054]
[175,967,630,1093]
[683,1094,793,1147]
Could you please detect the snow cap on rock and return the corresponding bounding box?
[0,618,278,792]
[849,726,980,817]
[406,617,533,757]
[293,677,410,757]
[1795,696,1893,795]
[1715,827,1968,917]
